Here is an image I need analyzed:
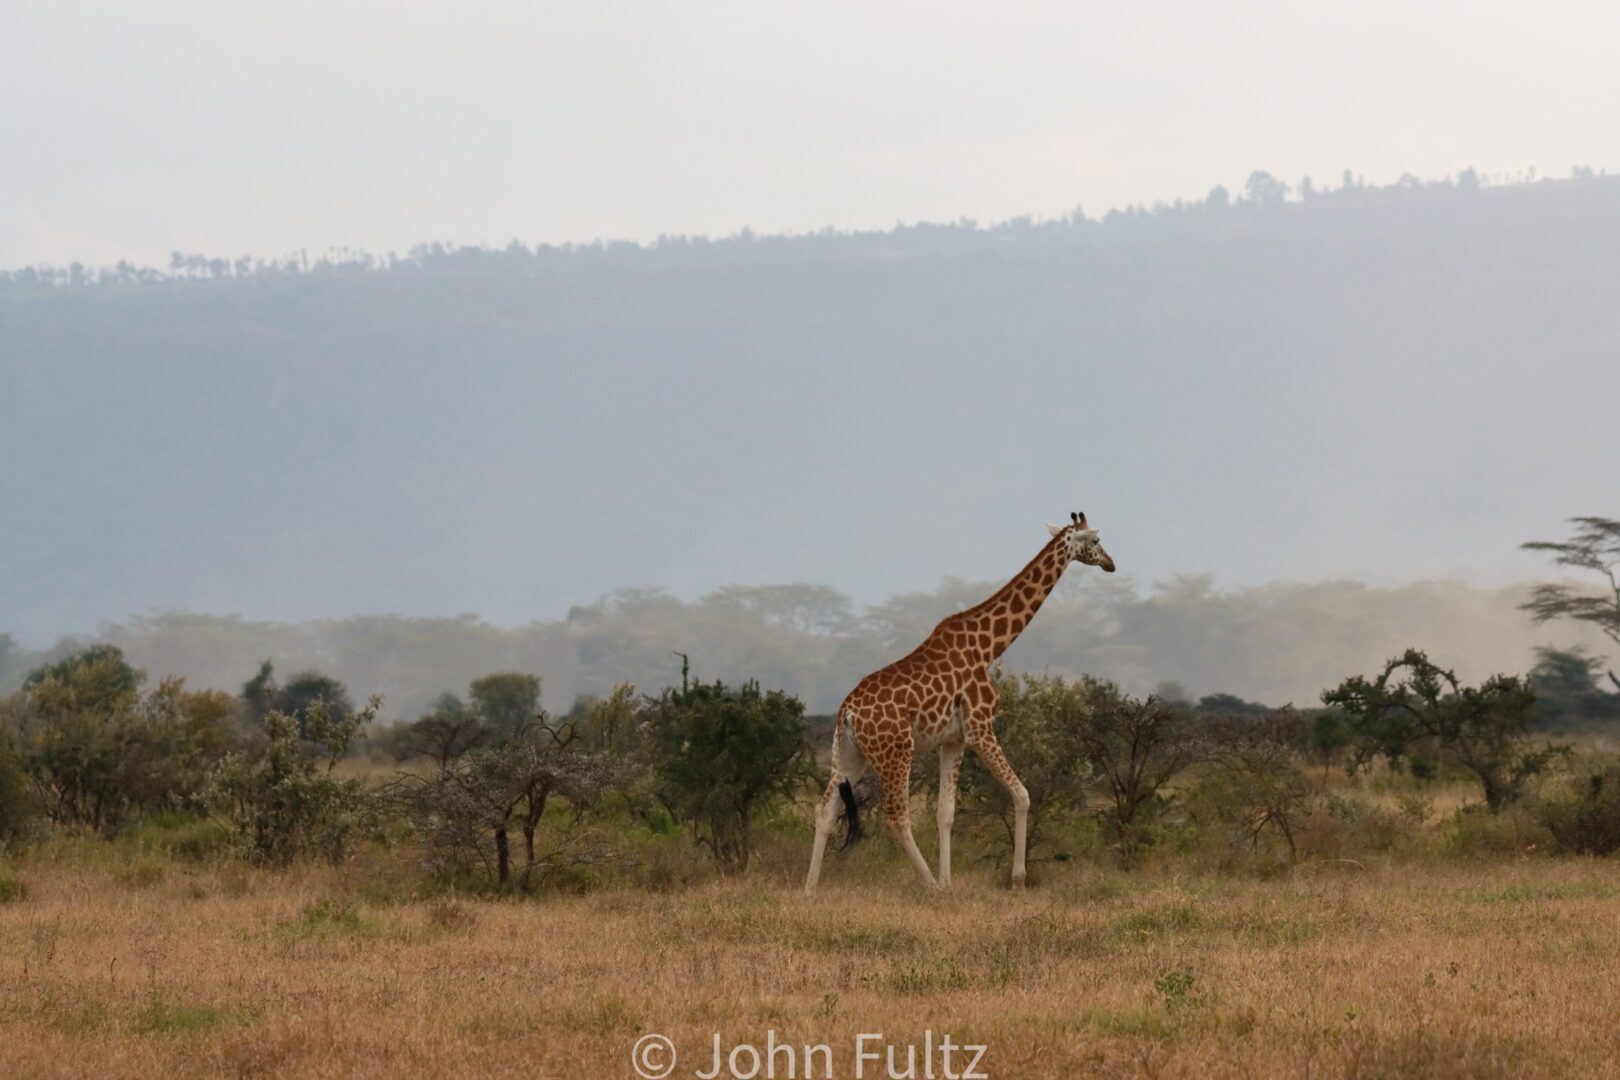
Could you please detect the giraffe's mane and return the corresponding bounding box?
[925,533,1066,639]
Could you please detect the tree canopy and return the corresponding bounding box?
[1523,517,1620,689]
[646,662,813,873]
[1322,648,1562,810]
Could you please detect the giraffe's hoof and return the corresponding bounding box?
[1010,872,1026,890]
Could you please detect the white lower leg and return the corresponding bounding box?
[937,745,962,887]
[971,732,1030,890]
[1010,780,1030,888]
[889,813,938,889]
[804,779,841,894]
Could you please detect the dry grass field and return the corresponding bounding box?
[4,820,1620,1080]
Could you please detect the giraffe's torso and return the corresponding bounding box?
[839,538,1067,764]
[841,627,986,751]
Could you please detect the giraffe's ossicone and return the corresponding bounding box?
[805,513,1116,893]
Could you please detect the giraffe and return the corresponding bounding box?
[805,512,1115,893]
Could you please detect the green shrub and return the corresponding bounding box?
[646,665,813,874]
[3,649,236,834]
[206,696,380,865]
[1153,967,1204,1008]
[1536,766,1620,854]
[0,875,27,903]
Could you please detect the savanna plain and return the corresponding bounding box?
[5,778,1619,1080]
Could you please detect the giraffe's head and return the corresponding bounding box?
[1047,511,1116,573]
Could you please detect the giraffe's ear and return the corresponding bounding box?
[1047,523,1064,537]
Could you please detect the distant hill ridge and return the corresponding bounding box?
[3,169,1617,652]
[4,168,1612,282]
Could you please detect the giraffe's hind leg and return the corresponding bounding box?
[806,709,870,894]
[874,734,937,890]
[805,775,844,894]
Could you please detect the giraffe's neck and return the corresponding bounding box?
[954,538,1069,661]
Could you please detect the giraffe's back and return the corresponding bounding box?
[841,631,980,748]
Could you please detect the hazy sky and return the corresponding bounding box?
[4,0,1618,268]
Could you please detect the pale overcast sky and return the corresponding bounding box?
[3,0,1617,268]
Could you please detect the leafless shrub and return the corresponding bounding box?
[1077,686,1202,861]
[1197,708,1316,863]
[393,714,623,892]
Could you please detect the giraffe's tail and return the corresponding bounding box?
[838,778,864,849]
[832,705,866,850]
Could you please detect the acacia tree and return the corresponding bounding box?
[241,660,354,739]
[278,671,353,732]
[400,692,488,768]
[1527,647,1620,729]
[1322,648,1562,810]
[704,585,856,635]
[395,711,617,891]
[393,671,626,891]
[469,673,541,739]
[1522,517,1620,690]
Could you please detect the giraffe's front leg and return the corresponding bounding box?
[963,680,1028,888]
[936,740,964,888]
[969,730,1029,888]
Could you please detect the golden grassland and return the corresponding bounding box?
[5,800,1620,1080]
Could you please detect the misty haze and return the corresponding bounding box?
[3,170,1617,711]
[7,5,1620,1075]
